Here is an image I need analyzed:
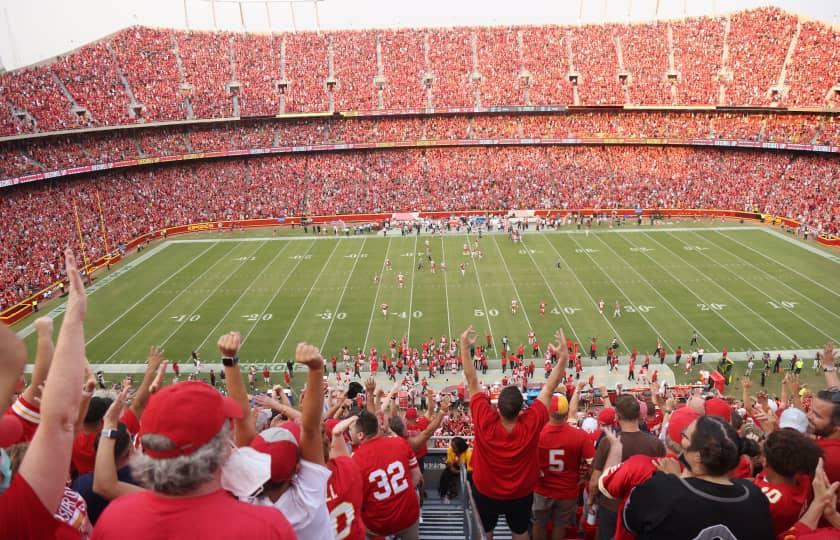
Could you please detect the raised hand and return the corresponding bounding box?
[295,342,324,370]
[332,415,359,436]
[460,326,477,348]
[34,317,53,336]
[821,342,836,368]
[146,346,165,370]
[103,384,131,429]
[364,377,376,394]
[64,249,87,323]
[217,331,241,358]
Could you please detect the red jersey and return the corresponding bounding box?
[817,438,840,486]
[406,416,430,460]
[4,395,40,443]
[352,436,419,535]
[72,429,100,475]
[754,473,811,535]
[599,454,662,540]
[470,392,548,499]
[326,456,365,540]
[535,422,595,498]
[0,474,61,539]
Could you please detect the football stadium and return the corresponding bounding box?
[0,1,838,538]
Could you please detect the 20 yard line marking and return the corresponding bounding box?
[362,237,393,352]
[194,241,293,352]
[102,242,240,362]
[465,232,499,359]
[241,240,318,347]
[272,239,342,362]
[491,235,534,331]
[321,238,368,351]
[86,242,218,345]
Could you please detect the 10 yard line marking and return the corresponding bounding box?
[661,231,802,349]
[321,238,368,351]
[86,242,218,345]
[362,237,393,352]
[440,236,453,342]
[241,240,318,348]
[272,239,342,362]
[492,235,534,331]
[465,232,499,359]
[194,241,293,352]
[406,236,419,346]
[102,242,240,362]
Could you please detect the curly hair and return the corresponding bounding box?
[687,416,740,476]
[763,428,823,478]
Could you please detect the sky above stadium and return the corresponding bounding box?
[0,0,837,71]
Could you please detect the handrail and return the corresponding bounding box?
[462,466,486,540]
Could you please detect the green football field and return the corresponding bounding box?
[16,223,840,375]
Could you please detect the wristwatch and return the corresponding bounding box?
[222,356,240,367]
[101,428,120,440]
[824,366,836,373]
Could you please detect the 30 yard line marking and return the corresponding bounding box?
[406,236,419,346]
[687,231,838,343]
[518,236,583,347]
[713,231,840,318]
[158,241,269,350]
[321,238,368,351]
[615,234,719,352]
[362,237,393,352]
[491,235,534,331]
[86,242,218,345]
[241,240,317,348]
[539,234,629,352]
[102,242,240,362]
[567,233,671,350]
[662,231,802,349]
[272,239,342,362]
[465,232,499,358]
[440,236,453,341]
[194,241,293,352]
[594,233,717,351]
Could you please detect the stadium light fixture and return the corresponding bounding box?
[196,0,324,32]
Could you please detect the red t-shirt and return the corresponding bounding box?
[470,392,548,499]
[0,474,60,539]
[72,429,100,476]
[406,416,430,460]
[4,395,41,443]
[91,489,295,539]
[754,473,811,535]
[327,456,365,540]
[352,435,420,535]
[535,422,595,498]
[600,454,661,540]
[817,438,840,486]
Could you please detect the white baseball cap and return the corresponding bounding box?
[779,408,808,434]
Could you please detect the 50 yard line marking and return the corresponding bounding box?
[272,239,342,362]
[362,237,393,352]
[465,232,499,359]
[194,241,293,352]
[491,235,534,331]
[321,238,368,351]
[240,240,318,348]
[101,242,239,362]
[406,235,419,346]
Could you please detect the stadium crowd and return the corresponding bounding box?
[0,8,838,135]
[1,143,837,311]
[2,258,840,539]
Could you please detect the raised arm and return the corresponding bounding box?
[364,377,377,414]
[254,394,302,421]
[129,346,166,419]
[219,332,257,447]
[740,377,755,416]
[74,365,97,432]
[0,319,27,415]
[820,342,839,389]
[296,342,326,465]
[408,395,451,452]
[460,326,480,397]
[567,381,585,421]
[329,415,358,459]
[21,317,54,406]
[20,250,87,513]
[93,385,144,500]
[537,329,569,409]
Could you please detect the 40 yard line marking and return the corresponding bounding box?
[101,242,240,362]
[321,238,368,351]
[406,236,419,346]
[86,242,218,345]
[465,232,499,359]
[362,237,393,352]
[272,239,342,362]
[194,241,293,352]
[491,235,534,331]
[241,240,318,348]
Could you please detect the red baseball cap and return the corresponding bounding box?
[0,415,23,447]
[139,381,242,459]
[251,422,301,482]
[405,407,418,421]
[667,406,701,445]
[598,407,616,426]
[705,398,732,422]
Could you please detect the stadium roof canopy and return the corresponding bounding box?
[0,0,837,71]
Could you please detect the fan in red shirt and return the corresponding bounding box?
[350,410,421,538]
[533,392,595,539]
[809,347,840,487]
[463,325,568,539]
[324,416,365,540]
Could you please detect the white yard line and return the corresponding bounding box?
[538,234,629,352]
[687,232,839,343]
[321,238,368,350]
[660,231,802,349]
[272,239,342,362]
[465,232,500,359]
[491,236,534,331]
[101,242,239,362]
[593,233,719,352]
[761,228,840,264]
[440,236,453,341]
[362,237,393,352]
[718,230,840,301]
[406,236,419,346]
[518,236,583,347]
[566,233,671,350]
[194,241,293,351]
[240,240,318,347]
